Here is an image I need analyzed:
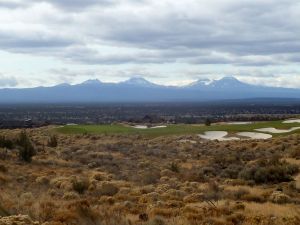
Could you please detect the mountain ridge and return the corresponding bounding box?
[0,76,299,103]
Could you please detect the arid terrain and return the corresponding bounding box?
[0,127,300,225]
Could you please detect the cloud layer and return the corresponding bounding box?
[0,0,299,87]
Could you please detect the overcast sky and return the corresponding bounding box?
[0,0,299,88]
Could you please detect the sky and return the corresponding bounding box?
[0,0,300,88]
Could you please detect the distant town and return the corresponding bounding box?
[1,100,300,128]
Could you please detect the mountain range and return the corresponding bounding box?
[0,77,300,103]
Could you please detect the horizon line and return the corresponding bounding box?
[1,76,299,90]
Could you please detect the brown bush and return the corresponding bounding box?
[269,191,291,204]
[16,131,36,163]
[38,201,57,222]
[72,178,90,194]
[226,213,246,225]
[141,169,161,185]
[97,182,119,196]
[238,157,299,184]
[47,135,58,148]
[241,193,265,203]
[146,216,166,225]
[0,164,7,173]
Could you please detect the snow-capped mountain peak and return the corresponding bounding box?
[209,76,248,88]
[121,77,157,87]
[80,79,102,85]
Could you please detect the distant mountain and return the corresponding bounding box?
[209,77,251,88]
[0,76,299,103]
[186,77,250,89]
[185,78,210,88]
[79,79,102,86]
[119,77,159,87]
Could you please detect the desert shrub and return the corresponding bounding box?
[55,200,99,225]
[35,176,50,185]
[183,193,205,203]
[63,192,80,200]
[139,213,149,221]
[0,136,13,149]
[232,202,246,211]
[182,167,209,182]
[0,164,7,173]
[226,213,245,225]
[38,201,57,222]
[0,174,8,183]
[220,164,244,179]
[240,151,256,161]
[288,181,300,193]
[16,131,36,162]
[200,166,218,177]
[289,148,300,159]
[146,216,166,225]
[205,118,212,126]
[269,191,291,204]
[0,149,8,160]
[47,135,58,147]
[210,152,243,175]
[169,162,180,173]
[72,178,89,194]
[151,208,178,218]
[242,193,265,203]
[239,157,299,184]
[230,188,249,200]
[203,181,223,202]
[98,182,119,196]
[0,203,10,217]
[91,173,105,181]
[141,169,161,185]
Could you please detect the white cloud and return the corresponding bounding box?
[0,0,299,87]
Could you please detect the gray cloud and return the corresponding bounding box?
[84,0,300,65]
[0,0,300,87]
[1,0,300,65]
[0,2,23,8]
[38,0,112,10]
[0,33,75,52]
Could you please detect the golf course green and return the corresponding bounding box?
[56,120,300,137]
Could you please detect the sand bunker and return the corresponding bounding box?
[226,122,253,125]
[133,125,148,129]
[283,119,300,124]
[132,125,167,129]
[255,127,300,134]
[237,132,272,140]
[199,131,240,141]
[151,125,167,129]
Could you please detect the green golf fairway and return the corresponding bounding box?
[56,120,300,137]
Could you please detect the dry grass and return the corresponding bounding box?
[0,127,299,224]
